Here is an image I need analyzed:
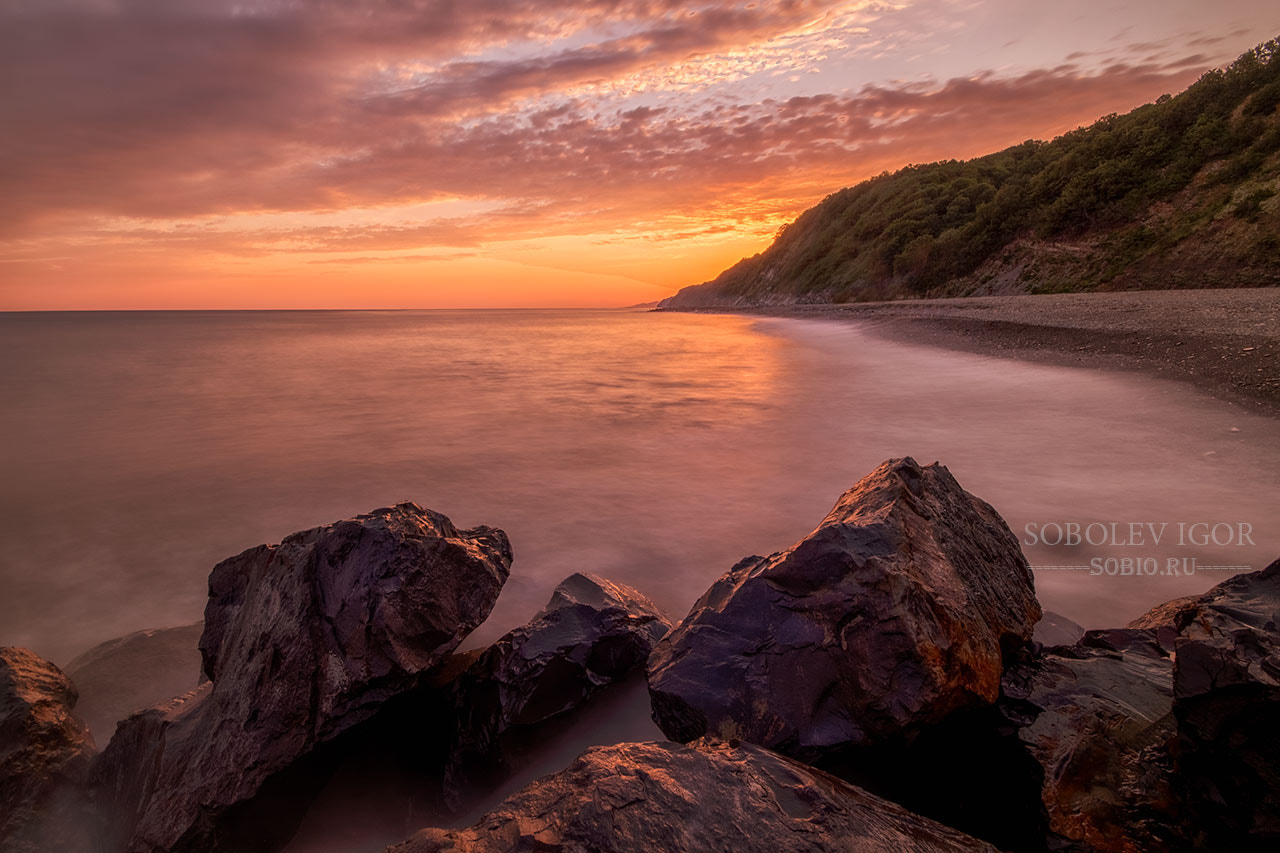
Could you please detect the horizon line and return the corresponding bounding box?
[0,304,663,314]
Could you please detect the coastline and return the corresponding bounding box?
[663,288,1280,416]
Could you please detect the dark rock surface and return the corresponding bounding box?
[1033,610,1086,647]
[389,739,997,853]
[1133,558,1280,847]
[279,573,670,850]
[446,573,671,791]
[1001,629,1177,851]
[995,561,1280,851]
[92,503,512,853]
[65,623,204,745]
[648,456,1040,757]
[0,646,95,852]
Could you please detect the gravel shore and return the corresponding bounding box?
[673,288,1280,416]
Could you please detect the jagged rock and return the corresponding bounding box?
[0,647,95,852]
[1132,558,1280,846]
[1033,610,1087,647]
[648,457,1040,757]
[998,561,1280,851]
[1001,629,1177,851]
[446,574,671,790]
[92,503,512,853]
[646,458,1042,849]
[388,739,998,853]
[66,623,204,745]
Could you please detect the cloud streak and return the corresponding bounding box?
[1,0,1274,305]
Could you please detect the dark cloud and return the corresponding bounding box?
[0,0,1245,262]
[44,57,1206,261]
[0,0,850,231]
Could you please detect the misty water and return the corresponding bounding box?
[3,309,1278,849]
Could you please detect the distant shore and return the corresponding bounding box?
[666,288,1280,416]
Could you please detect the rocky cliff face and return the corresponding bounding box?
[92,503,512,853]
[389,739,997,853]
[660,41,1280,308]
[0,647,95,852]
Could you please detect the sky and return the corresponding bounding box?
[1,1,1277,309]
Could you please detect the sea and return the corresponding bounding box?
[2,308,1278,848]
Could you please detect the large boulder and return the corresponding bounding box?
[1132,558,1280,846]
[1001,628,1178,852]
[92,503,512,853]
[0,647,95,852]
[66,623,204,745]
[648,457,1040,757]
[388,739,998,853]
[446,574,671,790]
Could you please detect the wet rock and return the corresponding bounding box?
[65,623,204,745]
[1000,561,1280,851]
[1033,610,1087,647]
[648,457,1040,757]
[0,646,95,852]
[1001,628,1177,851]
[389,739,998,853]
[446,574,671,791]
[92,503,512,853]
[1133,558,1280,847]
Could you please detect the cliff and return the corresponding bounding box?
[662,39,1280,308]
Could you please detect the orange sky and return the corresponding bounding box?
[2,1,1277,309]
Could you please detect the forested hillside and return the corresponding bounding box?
[664,39,1280,307]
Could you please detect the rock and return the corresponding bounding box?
[648,457,1040,757]
[66,623,204,745]
[1033,610,1087,647]
[1001,628,1178,851]
[998,561,1280,851]
[388,739,998,853]
[446,574,671,791]
[0,647,95,852]
[1132,558,1280,846]
[92,503,512,853]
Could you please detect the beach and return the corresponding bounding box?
[669,288,1280,416]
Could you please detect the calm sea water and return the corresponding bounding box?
[4,308,1279,850]
[2,309,1279,668]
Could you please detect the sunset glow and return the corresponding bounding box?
[3,0,1277,309]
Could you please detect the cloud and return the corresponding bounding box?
[0,0,1267,298]
[3,57,1215,264]
[1,0,870,228]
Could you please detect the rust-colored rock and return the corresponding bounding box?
[0,646,95,852]
[389,739,997,853]
[1002,629,1177,852]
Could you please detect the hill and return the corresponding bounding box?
[661,39,1280,308]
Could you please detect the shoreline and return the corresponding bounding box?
[666,288,1280,417]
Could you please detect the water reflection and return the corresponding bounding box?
[0,309,1276,663]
